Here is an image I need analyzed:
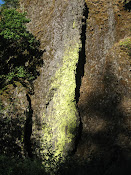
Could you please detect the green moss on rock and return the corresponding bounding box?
[42,42,81,163]
[119,37,131,55]
[120,37,131,48]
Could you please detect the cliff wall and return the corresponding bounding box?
[19,0,85,161]
[76,0,131,173]
[0,0,130,173]
[19,0,130,165]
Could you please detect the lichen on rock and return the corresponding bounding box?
[42,43,81,159]
[35,0,85,165]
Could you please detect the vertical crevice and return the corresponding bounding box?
[24,94,33,158]
[75,3,89,104]
[73,3,89,154]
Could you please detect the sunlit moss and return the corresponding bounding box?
[119,37,131,56]
[73,20,76,29]
[42,41,81,166]
[120,37,131,49]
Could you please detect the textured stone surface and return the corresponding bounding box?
[20,0,85,160]
[0,82,29,157]
[18,0,131,171]
[76,0,131,167]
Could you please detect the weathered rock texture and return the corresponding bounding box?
[18,0,131,166]
[19,0,85,160]
[0,82,30,157]
[1,0,130,172]
[76,0,131,172]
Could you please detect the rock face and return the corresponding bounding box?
[19,0,131,163]
[1,0,130,171]
[19,0,85,160]
[76,0,131,170]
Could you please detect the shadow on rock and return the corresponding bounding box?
[58,62,131,175]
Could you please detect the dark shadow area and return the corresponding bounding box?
[58,62,131,174]
[75,3,89,104]
[0,92,35,159]
[0,155,48,175]
[73,3,89,155]
[123,0,131,11]
[0,34,45,89]
[24,94,33,158]
[0,110,25,158]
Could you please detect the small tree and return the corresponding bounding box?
[0,8,43,86]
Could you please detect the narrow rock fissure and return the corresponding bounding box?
[24,94,33,158]
[75,3,88,104]
[73,3,89,154]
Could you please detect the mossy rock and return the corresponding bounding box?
[119,37,131,56]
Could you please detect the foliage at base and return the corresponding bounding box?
[0,155,48,175]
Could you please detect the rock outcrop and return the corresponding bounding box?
[0,0,130,173]
[76,0,131,172]
[19,0,86,161]
[19,0,131,164]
